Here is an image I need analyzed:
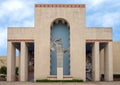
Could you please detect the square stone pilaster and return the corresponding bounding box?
[7,42,16,81]
[104,42,113,81]
[92,42,100,81]
[20,42,28,81]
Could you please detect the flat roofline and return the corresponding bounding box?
[35,4,85,8]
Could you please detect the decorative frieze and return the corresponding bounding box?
[35,4,85,8]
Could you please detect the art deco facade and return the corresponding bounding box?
[7,4,114,81]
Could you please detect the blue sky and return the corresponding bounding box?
[0,0,120,56]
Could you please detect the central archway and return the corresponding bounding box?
[50,18,70,75]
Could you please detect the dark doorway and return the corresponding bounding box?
[86,43,93,81]
[27,43,34,81]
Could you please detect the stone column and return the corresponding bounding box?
[7,42,16,81]
[18,49,21,81]
[92,42,100,81]
[20,42,28,81]
[104,42,113,81]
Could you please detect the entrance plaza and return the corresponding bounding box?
[1,82,120,85]
[7,4,114,82]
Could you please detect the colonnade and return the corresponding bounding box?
[7,42,28,81]
[91,42,113,81]
[7,41,113,81]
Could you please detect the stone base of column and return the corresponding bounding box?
[57,67,63,80]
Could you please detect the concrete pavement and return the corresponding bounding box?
[0,82,120,85]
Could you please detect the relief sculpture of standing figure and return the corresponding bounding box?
[50,38,69,67]
[86,56,92,81]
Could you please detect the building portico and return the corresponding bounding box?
[7,41,34,81]
[7,4,113,82]
[86,41,113,81]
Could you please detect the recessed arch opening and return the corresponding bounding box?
[50,18,70,75]
[50,18,70,30]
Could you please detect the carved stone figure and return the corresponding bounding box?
[50,38,69,67]
[86,55,92,81]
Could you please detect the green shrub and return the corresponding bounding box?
[113,74,120,78]
[101,74,120,78]
[0,66,7,74]
[16,67,19,75]
[0,74,6,78]
[36,79,83,82]
[0,66,19,75]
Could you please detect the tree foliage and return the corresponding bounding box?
[0,66,7,74]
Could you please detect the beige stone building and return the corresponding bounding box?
[6,4,120,82]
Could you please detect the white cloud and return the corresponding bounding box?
[1,0,24,11]
[85,0,105,6]
[0,0,35,55]
[102,13,120,27]
[87,12,120,28]
[0,0,34,23]
[70,0,106,7]
[0,28,7,48]
[0,0,23,18]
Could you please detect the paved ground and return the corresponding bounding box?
[0,81,120,85]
